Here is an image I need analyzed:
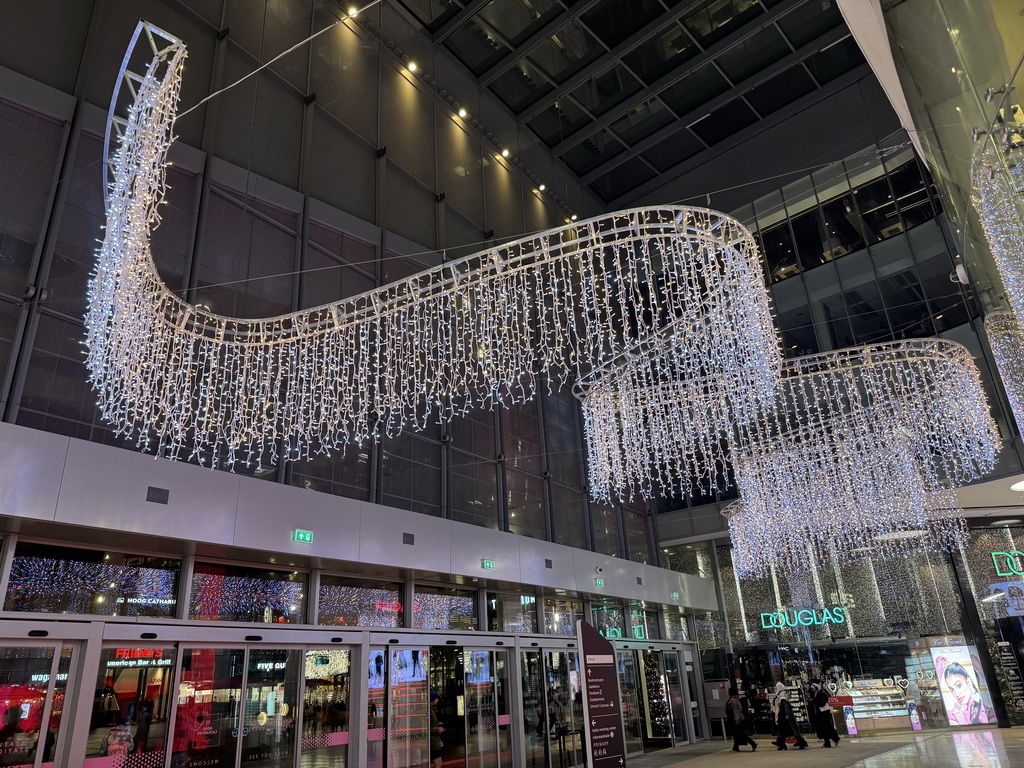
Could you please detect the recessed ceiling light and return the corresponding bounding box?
[458,108,467,118]
[501,148,509,157]
[1010,480,1024,492]
[539,184,546,191]
[989,518,1023,526]
[408,62,417,72]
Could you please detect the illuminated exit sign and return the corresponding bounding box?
[670,592,680,600]
[481,559,496,570]
[594,578,605,587]
[293,529,314,543]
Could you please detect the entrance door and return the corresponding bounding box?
[662,652,688,746]
[615,652,643,757]
[0,642,75,768]
[519,649,584,768]
[637,651,671,749]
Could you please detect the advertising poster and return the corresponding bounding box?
[987,581,1024,617]
[927,636,996,726]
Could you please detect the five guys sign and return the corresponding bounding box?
[578,620,626,768]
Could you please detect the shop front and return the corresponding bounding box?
[706,539,1001,735]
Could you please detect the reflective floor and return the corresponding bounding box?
[626,729,1024,767]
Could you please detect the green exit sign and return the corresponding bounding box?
[671,592,680,600]
[481,559,496,570]
[293,529,314,543]
[594,578,605,587]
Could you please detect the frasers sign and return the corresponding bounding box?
[107,648,173,668]
[992,551,1024,577]
[760,606,847,629]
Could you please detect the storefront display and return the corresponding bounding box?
[847,682,910,731]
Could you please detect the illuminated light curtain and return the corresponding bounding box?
[723,340,997,579]
[971,136,1024,321]
[985,310,1024,430]
[88,24,780,491]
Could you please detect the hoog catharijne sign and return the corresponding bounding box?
[578,620,626,768]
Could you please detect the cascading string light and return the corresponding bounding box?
[985,310,1024,430]
[722,340,997,578]
[89,23,781,486]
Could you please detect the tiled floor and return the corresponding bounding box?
[626,728,1024,768]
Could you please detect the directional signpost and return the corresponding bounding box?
[578,620,626,768]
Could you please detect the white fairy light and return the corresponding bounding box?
[723,340,996,578]
[87,24,781,479]
[971,135,1024,321]
[985,310,1024,430]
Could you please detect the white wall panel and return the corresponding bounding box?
[234,476,361,562]
[448,522,521,583]
[55,439,239,544]
[357,500,452,572]
[517,536,576,589]
[0,422,67,521]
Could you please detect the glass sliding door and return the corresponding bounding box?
[241,649,300,766]
[637,652,671,747]
[616,651,643,756]
[301,648,351,767]
[389,647,429,768]
[170,647,244,768]
[0,644,75,768]
[367,646,387,768]
[464,650,496,768]
[662,652,688,746]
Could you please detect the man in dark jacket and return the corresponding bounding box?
[809,681,840,748]
[726,687,758,752]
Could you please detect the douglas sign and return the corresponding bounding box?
[760,606,847,629]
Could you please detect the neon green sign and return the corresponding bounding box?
[992,551,1024,577]
[594,578,605,587]
[761,606,846,629]
[481,559,496,570]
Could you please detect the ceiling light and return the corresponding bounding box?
[501,148,509,157]
[539,184,546,191]
[458,108,467,118]
[571,214,577,221]
[408,62,417,72]
[347,6,358,16]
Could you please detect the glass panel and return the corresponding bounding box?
[520,651,545,768]
[778,0,843,48]
[627,604,660,641]
[489,61,554,112]
[506,470,547,541]
[190,563,307,623]
[582,0,664,48]
[617,652,643,755]
[87,646,175,761]
[855,174,901,244]
[542,652,584,767]
[479,0,563,44]
[543,598,583,636]
[40,646,73,768]
[759,216,799,283]
[318,576,404,628]
[661,542,713,579]
[623,23,698,85]
[685,651,703,739]
[389,647,428,768]
[6,542,180,617]
[609,99,675,146]
[715,26,790,84]
[682,0,763,47]
[528,24,603,84]
[551,486,587,549]
[0,646,54,764]
[445,20,511,75]
[289,447,371,501]
[804,36,865,84]
[414,586,478,631]
[494,651,512,768]
[642,129,704,172]
[301,649,351,766]
[589,157,657,204]
[662,653,688,743]
[658,63,729,117]
[242,649,300,766]
[689,99,758,146]
[664,611,689,641]
[464,650,497,768]
[302,222,376,308]
[744,66,817,117]
[381,433,442,517]
[624,508,652,564]
[591,600,625,639]
[367,647,387,768]
[487,593,538,633]
[590,503,621,558]
[561,129,625,177]
[399,0,460,30]
[569,64,641,117]
[451,451,500,530]
[171,648,244,768]
[528,100,592,147]
[639,652,671,739]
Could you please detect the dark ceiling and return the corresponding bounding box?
[393,0,866,207]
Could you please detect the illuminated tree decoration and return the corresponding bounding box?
[724,340,997,578]
[88,23,780,492]
[985,311,1024,431]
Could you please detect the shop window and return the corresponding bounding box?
[413,585,478,631]
[488,592,538,633]
[592,599,626,638]
[4,542,179,617]
[664,611,690,642]
[189,562,307,623]
[544,597,583,636]
[628,606,662,640]
[0,645,73,767]
[85,646,176,763]
[318,575,404,628]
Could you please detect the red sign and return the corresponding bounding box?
[114,648,164,659]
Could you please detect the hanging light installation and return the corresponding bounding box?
[985,310,1024,430]
[971,131,1024,321]
[88,23,780,478]
[723,340,997,578]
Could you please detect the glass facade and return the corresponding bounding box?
[4,543,180,617]
[189,563,307,624]
[318,576,404,628]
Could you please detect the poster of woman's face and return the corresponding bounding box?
[928,639,995,727]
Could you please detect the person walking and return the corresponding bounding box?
[725,687,757,752]
[809,681,840,747]
[771,682,808,750]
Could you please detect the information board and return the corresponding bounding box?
[578,620,626,768]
